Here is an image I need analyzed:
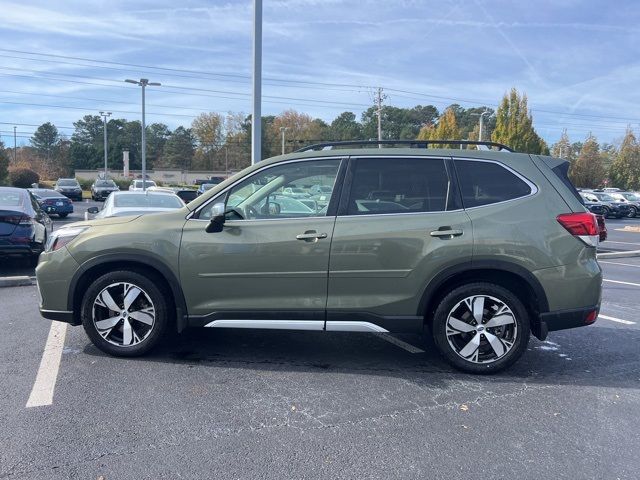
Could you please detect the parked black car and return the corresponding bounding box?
[173,188,198,203]
[91,179,120,201]
[579,193,606,216]
[28,189,74,218]
[590,192,630,218]
[0,187,52,264]
[54,178,83,201]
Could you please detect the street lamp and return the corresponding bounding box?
[478,110,490,142]
[125,78,161,190]
[99,111,112,178]
[280,127,289,155]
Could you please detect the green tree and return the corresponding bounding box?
[146,123,171,167]
[362,105,439,140]
[551,129,573,160]
[330,112,363,141]
[569,135,606,188]
[417,107,460,147]
[163,127,195,169]
[609,128,640,190]
[491,88,547,154]
[30,122,60,158]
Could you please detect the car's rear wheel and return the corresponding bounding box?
[81,270,169,356]
[432,283,530,374]
[628,206,637,218]
[602,206,611,218]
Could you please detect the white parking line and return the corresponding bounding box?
[26,321,68,408]
[603,279,640,287]
[599,261,640,268]
[374,333,425,354]
[599,314,636,325]
[602,241,640,246]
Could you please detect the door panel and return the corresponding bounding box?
[179,157,343,320]
[327,211,472,317]
[327,155,472,324]
[180,216,335,316]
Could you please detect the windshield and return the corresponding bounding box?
[113,193,183,208]
[134,180,156,188]
[201,184,215,190]
[34,190,64,198]
[57,179,78,186]
[0,191,24,206]
[596,193,614,201]
[622,193,639,201]
[96,180,116,187]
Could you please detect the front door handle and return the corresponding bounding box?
[430,227,463,238]
[296,231,328,242]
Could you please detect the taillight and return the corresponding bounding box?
[557,212,599,246]
[1,215,32,226]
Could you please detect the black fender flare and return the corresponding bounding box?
[417,259,550,316]
[68,253,188,331]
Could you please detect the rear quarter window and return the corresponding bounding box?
[455,159,533,208]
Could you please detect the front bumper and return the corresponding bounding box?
[35,246,80,324]
[58,190,83,200]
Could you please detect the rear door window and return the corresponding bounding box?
[455,159,533,208]
[346,157,455,215]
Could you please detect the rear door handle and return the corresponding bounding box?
[430,228,463,238]
[296,231,328,242]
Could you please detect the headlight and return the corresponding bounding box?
[45,226,89,252]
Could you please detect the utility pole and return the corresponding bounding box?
[280,127,289,155]
[252,0,262,165]
[375,87,386,148]
[125,78,161,190]
[13,126,17,162]
[99,111,112,178]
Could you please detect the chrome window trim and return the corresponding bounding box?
[187,156,345,221]
[452,156,539,210]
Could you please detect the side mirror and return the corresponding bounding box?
[205,203,226,233]
[87,206,99,214]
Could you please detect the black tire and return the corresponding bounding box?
[602,206,611,218]
[58,213,69,218]
[81,270,171,357]
[431,282,530,374]
[628,207,637,218]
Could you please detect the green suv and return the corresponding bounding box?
[36,141,602,373]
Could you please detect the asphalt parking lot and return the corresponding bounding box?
[1,215,639,479]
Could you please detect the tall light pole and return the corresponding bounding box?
[125,78,161,190]
[280,127,289,155]
[478,110,490,142]
[99,111,112,177]
[13,126,17,162]
[252,0,262,165]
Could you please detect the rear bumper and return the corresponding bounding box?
[539,304,600,335]
[0,242,41,256]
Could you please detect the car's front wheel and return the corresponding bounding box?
[432,283,530,374]
[81,270,170,356]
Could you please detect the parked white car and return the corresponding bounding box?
[129,179,157,191]
[87,190,185,218]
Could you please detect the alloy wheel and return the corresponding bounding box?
[445,295,518,364]
[92,282,156,347]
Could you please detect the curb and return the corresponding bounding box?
[597,249,640,259]
[0,276,36,288]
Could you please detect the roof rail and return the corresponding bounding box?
[295,139,513,153]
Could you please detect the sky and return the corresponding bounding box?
[0,0,639,148]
